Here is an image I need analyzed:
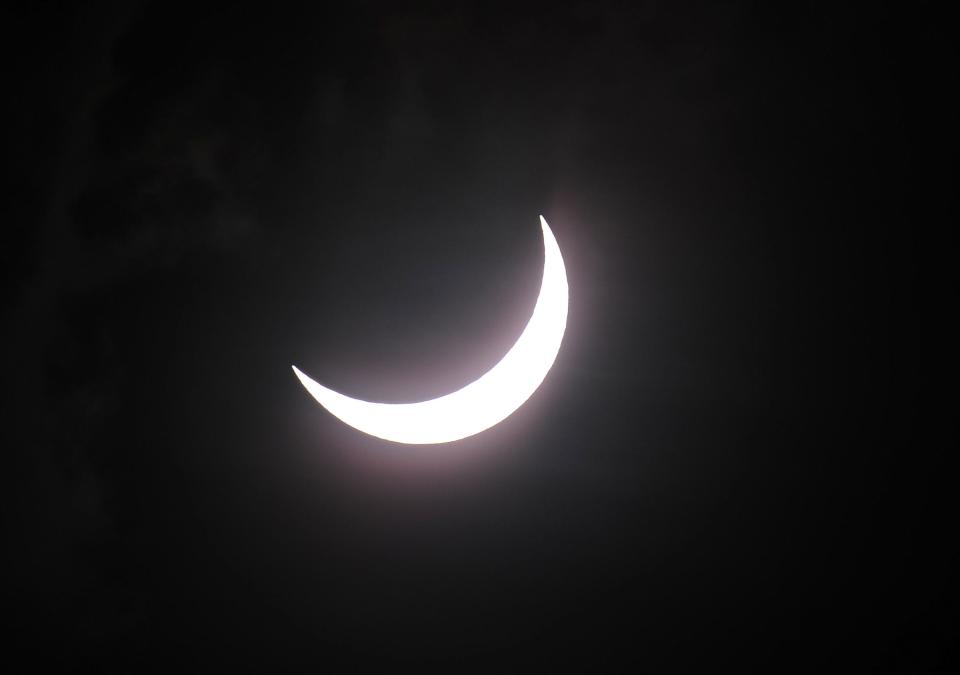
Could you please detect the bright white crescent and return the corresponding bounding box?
[292,215,568,444]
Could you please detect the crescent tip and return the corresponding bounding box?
[291,365,319,394]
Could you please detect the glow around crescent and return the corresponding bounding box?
[292,215,568,444]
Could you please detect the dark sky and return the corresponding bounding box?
[2,2,952,671]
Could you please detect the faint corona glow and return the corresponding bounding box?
[292,216,569,445]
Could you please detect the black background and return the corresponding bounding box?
[2,2,953,671]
